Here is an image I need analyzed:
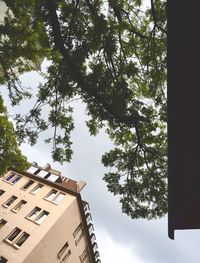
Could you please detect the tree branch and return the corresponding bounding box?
[44,0,143,127]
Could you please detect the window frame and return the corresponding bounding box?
[26,207,41,221]
[0,219,7,229]
[21,180,34,191]
[5,227,22,243]
[30,183,43,195]
[11,200,27,213]
[44,190,65,204]
[4,228,29,249]
[2,196,17,208]
[13,232,30,248]
[58,242,69,259]
[73,223,84,245]
[0,256,8,263]
[34,210,49,225]
[44,189,58,201]
[4,173,22,185]
[0,189,5,196]
[26,207,49,225]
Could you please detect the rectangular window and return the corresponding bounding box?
[35,211,49,224]
[58,242,69,259]
[21,180,34,190]
[12,200,27,212]
[6,228,21,242]
[80,248,90,263]
[26,166,39,174]
[73,223,84,245]
[0,219,7,229]
[3,196,17,207]
[5,173,15,182]
[11,175,21,185]
[0,256,8,263]
[30,184,43,194]
[44,190,65,204]
[37,170,49,178]
[62,250,71,262]
[26,208,49,224]
[5,228,29,249]
[0,190,5,196]
[14,232,29,247]
[5,173,22,185]
[45,190,58,201]
[53,193,65,204]
[27,207,41,220]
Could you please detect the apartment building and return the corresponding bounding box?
[0,163,100,263]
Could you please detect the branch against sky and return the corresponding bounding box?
[0,0,167,219]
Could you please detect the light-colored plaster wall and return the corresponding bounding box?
[23,197,91,263]
[0,171,76,263]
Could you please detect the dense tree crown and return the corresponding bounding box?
[0,95,28,174]
[0,0,167,219]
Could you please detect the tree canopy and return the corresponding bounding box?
[0,0,167,219]
[0,95,28,174]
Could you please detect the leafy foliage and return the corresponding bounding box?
[0,95,29,174]
[0,0,167,219]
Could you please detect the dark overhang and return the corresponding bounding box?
[168,1,200,239]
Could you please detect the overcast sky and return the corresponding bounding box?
[2,69,200,263]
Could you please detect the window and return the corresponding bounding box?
[21,180,34,190]
[0,190,5,196]
[5,173,15,182]
[3,196,17,208]
[62,250,71,262]
[53,193,65,204]
[12,175,21,185]
[45,190,57,201]
[73,223,84,245]
[58,242,69,259]
[45,190,65,204]
[14,232,29,248]
[0,256,8,263]
[0,220,7,229]
[57,242,71,262]
[26,166,38,174]
[35,211,49,224]
[4,174,21,185]
[27,207,41,220]
[6,228,21,242]
[37,170,49,178]
[5,228,29,248]
[26,207,49,224]
[30,183,43,194]
[80,248,90,263]
[12,200,27,212]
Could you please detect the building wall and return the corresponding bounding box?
[23,198,91,263]
[0,170,90,263]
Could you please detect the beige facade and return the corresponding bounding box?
[0,164,100,263]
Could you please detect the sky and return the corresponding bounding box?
[2,69,200,263]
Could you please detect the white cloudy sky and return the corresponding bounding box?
[2,68,200,263]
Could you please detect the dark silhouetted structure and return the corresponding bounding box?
[168,1,200,239]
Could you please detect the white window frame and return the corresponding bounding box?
[4,173,22,185]
[26,207,49,225]
[3,196,17,208]
[21,180,34,191]
[30,183,43,195]
[5,228,29,249]
[35,211,49,224]
[44,190,65,204]
[11,200,27,213]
